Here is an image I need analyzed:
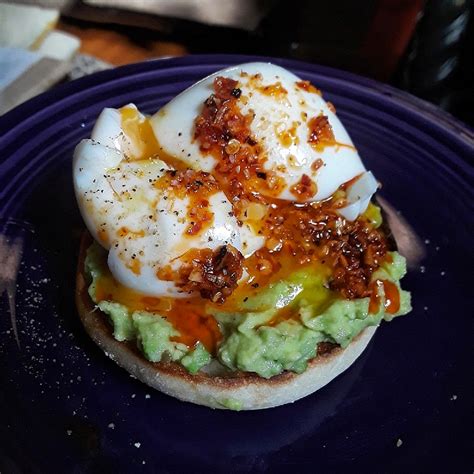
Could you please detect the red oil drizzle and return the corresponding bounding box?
[95,275,221,353]
[369,280,400,314]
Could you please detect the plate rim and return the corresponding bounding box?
[1,54,473,145]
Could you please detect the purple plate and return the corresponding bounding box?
[0,55,472,473]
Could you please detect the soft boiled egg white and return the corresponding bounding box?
[73,105,245,297]
[150,62,378,215]
[74,63,380,298]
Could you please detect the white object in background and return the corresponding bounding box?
[84,0,269,30]
[0,1,80,115]
[0,2,59,49]
[36,31,80,61]
[0,30,80,115]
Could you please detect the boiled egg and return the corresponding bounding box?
[73,106,243,297]
[150,62,377,218]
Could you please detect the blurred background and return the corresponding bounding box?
[1,0,473,125]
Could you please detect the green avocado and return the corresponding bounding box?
[213,252,410,378]
[85,243,411,379]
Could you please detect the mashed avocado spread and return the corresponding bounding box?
[85,242,411,378]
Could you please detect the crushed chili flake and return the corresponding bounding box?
[295,80,322,95]
[177,245,244,303]
[290,174,317,201]
[308,115,336,151]
[193,75,285,201]
[311,158,324,173]
[187,199,213,236]
[155,169,219,236]
[258,81,288,98]
[231,88,242,98]
[194,77,253,152]
[316,218,388,300]
[214,77,240,99]
[157,169,218,196]
[326,101,336,114]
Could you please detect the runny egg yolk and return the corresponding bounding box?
[120,106,161,160]
[119,106,195,172]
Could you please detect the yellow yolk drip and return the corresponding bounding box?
[120,106,161,160]
[120,106,194,171]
